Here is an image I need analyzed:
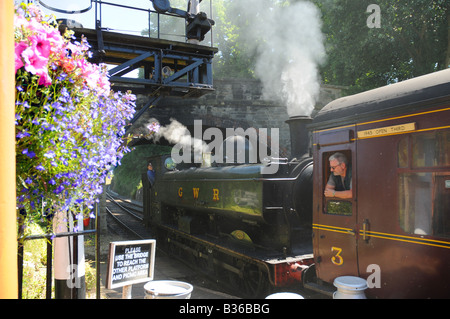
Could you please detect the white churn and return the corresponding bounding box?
[144,280,193,299]
[265,292,304,299]
[333,276,368,299]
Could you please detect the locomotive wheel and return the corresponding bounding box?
[195,245,211,274]
[243,264,269,298]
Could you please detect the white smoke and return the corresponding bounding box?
[230,0,326,116]
[153,118,207,161]
[154,118,190,146]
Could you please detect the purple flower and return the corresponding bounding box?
[57,72,67,81]
[22,148,36,158]
[54,185,64,194]
[43,150,55,158]
[17,131,31,139]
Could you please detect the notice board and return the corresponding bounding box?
[106,239,156,289]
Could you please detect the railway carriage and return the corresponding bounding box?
[311,69,450,298]
[143,69,450,298]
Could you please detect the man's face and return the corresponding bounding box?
[330,159,345,176]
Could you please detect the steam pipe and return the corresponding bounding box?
[285,115,312,159]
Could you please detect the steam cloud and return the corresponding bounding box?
[152,118,207,157]
[229,0,326,116]
[132,1,326,149]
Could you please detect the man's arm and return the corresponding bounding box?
[324,184,352,199]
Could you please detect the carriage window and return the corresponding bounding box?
[398,137,409,168]
[412,131,450,167]
[164,157,176,170]
[398,130,450,239]
[323,150,353,216]
[399,173,450,238]
[399,173,433,235]
[433,175,450,238]
[327,201,352,216]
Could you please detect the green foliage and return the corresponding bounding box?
[21,225,48,299]
[314,0,449,93]
[21,223,97,299]
[212,0,449,93]
[111,144,171,197]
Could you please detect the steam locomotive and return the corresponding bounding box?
[142,69,450,298]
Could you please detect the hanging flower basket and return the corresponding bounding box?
[14,3,136,236]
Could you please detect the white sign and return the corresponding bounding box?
[106,239,156,289]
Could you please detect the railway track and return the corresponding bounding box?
[105,191,241,298]
[104,192,327,299]
[105,192,149,239]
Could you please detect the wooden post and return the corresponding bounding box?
[0,0,18,299]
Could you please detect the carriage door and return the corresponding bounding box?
[313,126,359,283]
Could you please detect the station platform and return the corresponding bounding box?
[98,252,239,299]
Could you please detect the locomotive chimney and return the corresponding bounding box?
[285,115,312,159]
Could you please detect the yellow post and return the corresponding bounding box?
[0,0,18,299]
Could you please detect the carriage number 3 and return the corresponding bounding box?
[331,246,343,265]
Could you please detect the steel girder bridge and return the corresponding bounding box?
[44,0,218,125]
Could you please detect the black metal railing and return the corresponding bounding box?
[37,0,214,45]
[17,203,101,299]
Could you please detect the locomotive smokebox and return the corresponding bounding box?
[286,115,312,159]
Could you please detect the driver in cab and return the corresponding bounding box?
[324,152,352,199]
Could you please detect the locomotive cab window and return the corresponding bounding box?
[323,150,353,216]
[164,157,176,171]
[398,131,450,238]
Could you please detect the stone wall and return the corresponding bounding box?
[132,78,343,157]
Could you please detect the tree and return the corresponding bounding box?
[212,0,257,78]
[211,0,449,93]
[314,0,449,94]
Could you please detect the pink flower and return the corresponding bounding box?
[37,70,52,86]
[45,27,65,52]
[78,61,110,94]
[29,33,51,60]
[18,33,53,86]
[22,45,48,74]
[14,14,28,29]
[15,42,27,73]
[21,44,52,86]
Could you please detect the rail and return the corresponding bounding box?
[106,207,144,239]
[106,192,143,222]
